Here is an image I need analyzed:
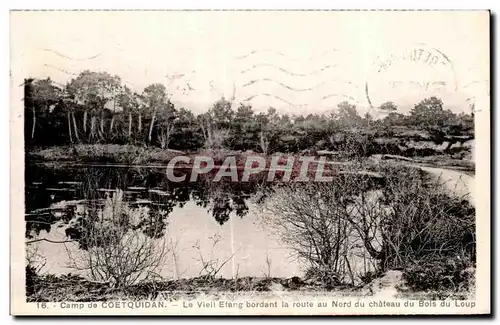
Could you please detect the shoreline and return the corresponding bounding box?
[26,144,475,175]
[27,270,472,303]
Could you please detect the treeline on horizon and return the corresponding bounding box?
[24,70,474,155]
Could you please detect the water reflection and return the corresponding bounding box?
[25,163,300,279]
[25,164,267,241]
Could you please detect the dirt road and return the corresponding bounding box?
[409,164,475,206]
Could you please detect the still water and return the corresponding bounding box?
[25,163,303,280]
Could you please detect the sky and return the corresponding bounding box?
[11,11,490,116]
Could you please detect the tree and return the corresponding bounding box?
[209,97,234,130]
[265,181,357,287]
[66,71,121,142]
[117,86,141,141]
[136,94,145,139]
[255,107,286,153]
[199,97,234,149]
[409,96,448,128]
[229,104,259,151]
[156,101,177,149]
[170,108,204,150]
[27,78,60,141]
[335,101,362,128]
[379,101,397,112]
[106,84,121,138]
[23,71,474,154]
[59,87,80,143]
[382,112,406,127]
[142,83,168,145]
[24,78,35,141]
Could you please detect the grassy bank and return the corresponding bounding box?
[26,272,356,302]
[26,144,475,175]
[26,269,473,302]
[26,144,184,165]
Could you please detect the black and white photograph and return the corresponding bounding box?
[10,10,490,315]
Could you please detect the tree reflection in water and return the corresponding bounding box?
[25,164,268,249]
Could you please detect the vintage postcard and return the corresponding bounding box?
[10,10,490,315]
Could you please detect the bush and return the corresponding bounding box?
[264,173,382,286]
[373,166,475,270]
[403,255,475,293]
[25,243,46,297]
[304,267,341,289]
[67,190,171,288]
[25,265,39,297]
[264,163,475,290]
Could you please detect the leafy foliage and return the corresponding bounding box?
[25,72,474,156]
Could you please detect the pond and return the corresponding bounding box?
[27,161,469,284]
[25,163,303,280]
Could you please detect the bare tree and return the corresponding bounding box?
[68,190,170,287]
[264,164,475,287]
[350,166,475,271]
[259,130,269,155]
[264,181,357,287]
[26,242,47,275]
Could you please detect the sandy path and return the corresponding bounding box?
[407,164,475,206]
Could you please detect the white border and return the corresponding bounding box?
[3,2,498,323]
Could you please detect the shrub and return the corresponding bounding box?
[403,254,475,293]
[67,190,171,287]
[373,166,475,270]
[264,175,380,287]
[264,163,475,290]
